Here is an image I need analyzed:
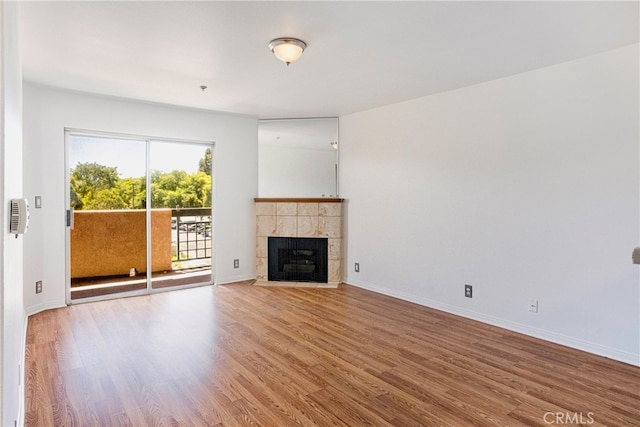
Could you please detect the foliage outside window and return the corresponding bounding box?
[70,148,212,210]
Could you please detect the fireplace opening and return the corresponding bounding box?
[268,237,328,282]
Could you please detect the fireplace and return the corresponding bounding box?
[255,198,343,284]
[268,237,328,282]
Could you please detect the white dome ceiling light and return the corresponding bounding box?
[269,37,307,66]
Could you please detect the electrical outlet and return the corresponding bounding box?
[465,284,472,298]
[529,299,538,313]
[36,280,42,294]
[354,262,360,272]
[233,259,239,269]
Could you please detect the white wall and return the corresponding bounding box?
[1,2,25,426]
[340,45,639,365]
[23,85,258,314]
[259,145,338,197]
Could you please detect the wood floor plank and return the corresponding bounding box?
[25,283,640,426]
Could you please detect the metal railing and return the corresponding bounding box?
[171,208,212,263]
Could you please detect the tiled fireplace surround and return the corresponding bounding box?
[255,198,344,285]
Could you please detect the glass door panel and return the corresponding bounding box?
[149,141,213,289]
[68,134,148,300]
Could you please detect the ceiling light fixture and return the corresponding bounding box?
[269,37,307,66]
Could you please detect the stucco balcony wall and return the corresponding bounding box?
[70,209,173,278]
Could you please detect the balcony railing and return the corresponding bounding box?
[70,208,212,280]
[172,208,212,263]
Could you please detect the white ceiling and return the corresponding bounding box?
[19,1,639,119]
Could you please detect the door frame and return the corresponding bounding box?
[64,128,216,304]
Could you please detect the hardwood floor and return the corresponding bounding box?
[24,283,639,426]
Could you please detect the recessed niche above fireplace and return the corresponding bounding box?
[258,118,339,198]
[268,237,328,282]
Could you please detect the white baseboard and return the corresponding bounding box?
[215,274,256,285]
[19,301,67,426]
[18,314,28,427]
[346,279,639,367]
[24,300,67,317]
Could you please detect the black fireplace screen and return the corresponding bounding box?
[268,237,328,282]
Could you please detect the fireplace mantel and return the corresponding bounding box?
[254,197,344,203]
[255,198,343,284]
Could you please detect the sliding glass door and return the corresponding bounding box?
[149,141,213,289]
[66,131,213,302]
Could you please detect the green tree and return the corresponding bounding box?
[196,148,213,208]
[186,171,212,207]
[71,162,211,210]
[117,177,146,209]
[151,170,188,208]
[84,188,128,210]
[70,162,120,210]
[199,148,212,175]
[70,178,84,210]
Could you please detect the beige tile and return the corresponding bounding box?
[297,216,319,237]
[328,238,342,260]
[256,237,268,258]
[319,203,342,217]
[256,215,276,237]
[298,203,319,216]
[328,259,342,283]
[255,202,276,216]
[319,216,342,238]
[276,202,297,216]
[276,216,297,236]
[257,201,343,285]
[256,257,268,281]
[253,281,338,288]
